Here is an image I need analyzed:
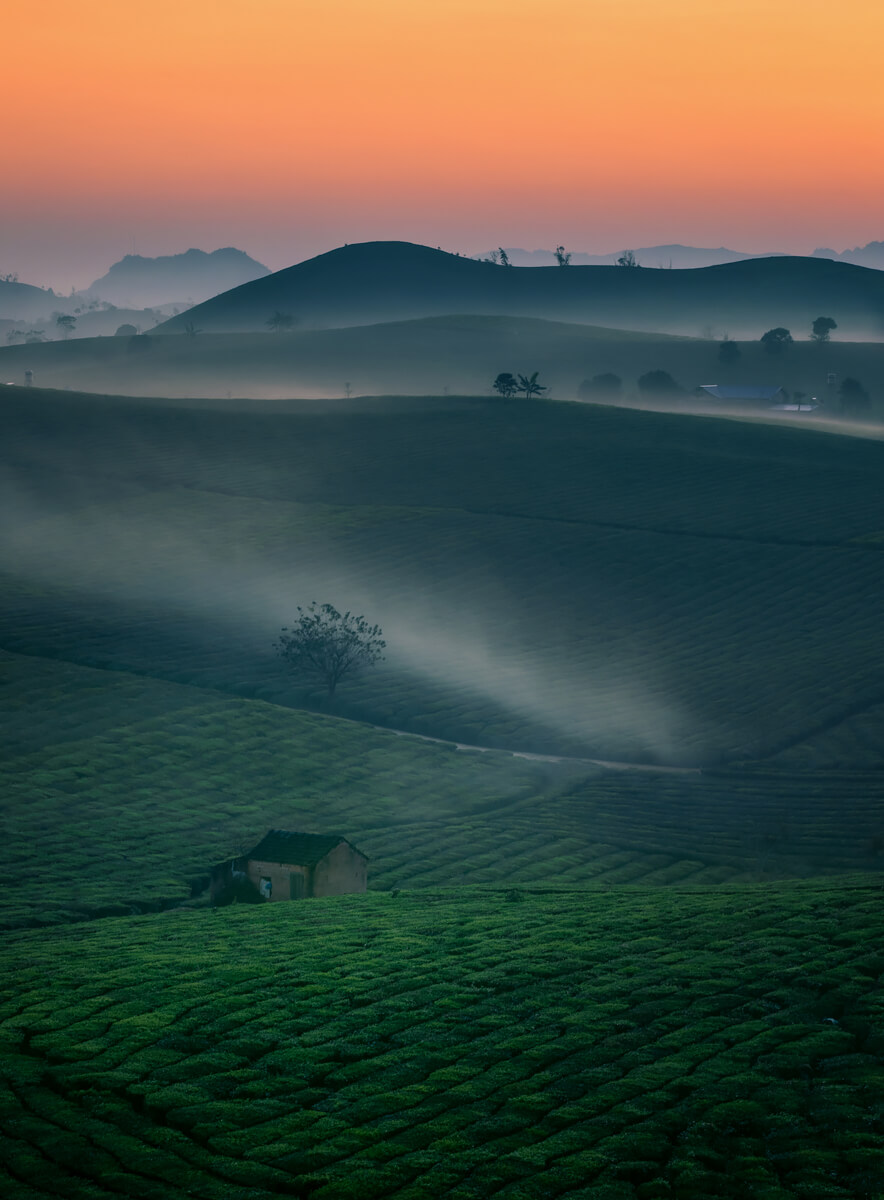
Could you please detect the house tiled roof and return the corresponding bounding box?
[246,830,363,866]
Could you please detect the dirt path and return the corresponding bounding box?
[382,724,703,774]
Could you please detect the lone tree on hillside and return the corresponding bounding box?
[760,327,793,354]
[838,377,871,416]
[518,372,547,399]
[718,337,742,365]
[811,316,837,344]
[554,245,571,267]
[183,321,201,338]
[266,311,296,333]
[493,372,519,397]
[56,314,76,339]
[617,250,639,268]
[276,603,385,697]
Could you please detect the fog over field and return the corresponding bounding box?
[4,239,884,1200]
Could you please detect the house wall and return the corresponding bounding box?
[245,859,310,902]
[312,842,368,896]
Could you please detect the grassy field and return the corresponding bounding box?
[3,387,884,766]
[4,384,884,1195]
[2,886,883,1199]
[2,316,883,404]
[1,647,882,932]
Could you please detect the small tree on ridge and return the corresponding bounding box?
[760,327,793,354]
[518,372,547,399]
[811,316,837,344]
[493,372,519,398]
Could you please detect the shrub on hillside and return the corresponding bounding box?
[577,373,622,400]
[638,369,681,395]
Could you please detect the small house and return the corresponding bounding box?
[210,830,368,905]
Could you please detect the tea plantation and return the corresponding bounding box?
[2,887,884,1200]
[3,388,884,765]
[3,386,884,1196]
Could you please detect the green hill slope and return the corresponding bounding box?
[150,240,884,339]
[4,648,882,929]
[3,313,880,404]
[2,885,882,1199]
[3,388,884,767]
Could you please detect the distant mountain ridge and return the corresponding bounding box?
[86,247,270,308]
[155,240,884,340]
[813,241,884,270]
[480,245,780,269]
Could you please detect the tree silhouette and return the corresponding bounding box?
[275,603,385,697]
[760,327,793,354]
[838,377,870,416]
[266,311,296,333]
[638,369,681,395]
[617,250,639,268]
[518,372,547,399]
[810,316,837,344]
[554,245,571,267]
[493,372,519,398]
[183,321,201,338]
[718,338,742,365]
[56,314,76,339]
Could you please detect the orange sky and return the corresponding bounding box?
[3,0,883,286]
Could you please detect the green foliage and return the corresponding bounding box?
[811,316,837,344]
[638,369,680,393]
[717,338,741,365]
[517,371,546,399]
[761,327,793,353]
[493,372,519,398]
[1,886,882,1198]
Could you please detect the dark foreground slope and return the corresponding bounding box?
[154,241,884,338]
[4,315,883,403]
[3,386,884,768]
[2,887,883,1199]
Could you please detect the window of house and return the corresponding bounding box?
[259,877,272,899]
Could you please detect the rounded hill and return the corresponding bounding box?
[155,240,884,339]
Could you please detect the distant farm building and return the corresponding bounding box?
[210,830,368,905]
[698,385,786,406]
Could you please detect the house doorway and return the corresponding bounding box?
[289,873,306,899]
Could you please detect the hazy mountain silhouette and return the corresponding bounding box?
[86,247,270,308]
[480,245,780,268]
[0,279,60,322]
[813,241,884,270]
[155,241,884,339]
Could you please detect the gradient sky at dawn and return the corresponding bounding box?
[3,0,883,289]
